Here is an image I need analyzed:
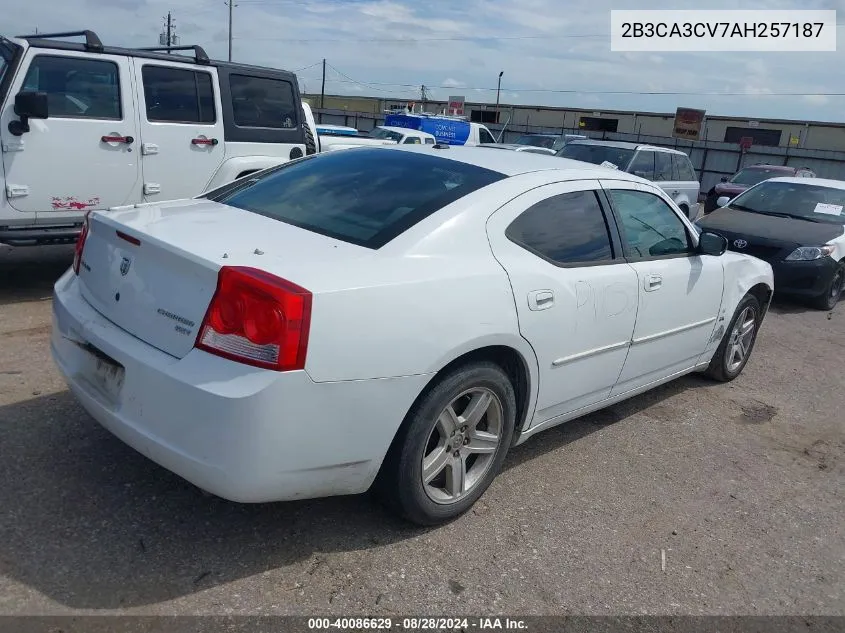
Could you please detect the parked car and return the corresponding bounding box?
[52,146,773,525]
[511,133,586,152]
[317,125,436,152]
[703,164,817,214]
[383,112,497,146]
[556,140,701,219]
[0,29,318,246]
[697,177,845,310]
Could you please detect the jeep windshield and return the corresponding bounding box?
[556,143,635,170]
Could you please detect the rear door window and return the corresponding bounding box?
[209,148,505,248]
[506,190,615,264]
[141,65,215,123]
[653,152,673,181]
[628,151,655,180]
[675,155,697,181]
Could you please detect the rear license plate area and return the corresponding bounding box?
[76,341,125,405]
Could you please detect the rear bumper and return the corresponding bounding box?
[0,223,82,246]
[51,270,431,503]
[771,256,839,297]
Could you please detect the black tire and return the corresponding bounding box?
[705,294,762,382]
[811,262,844,311]
[304,121,317,155]
[376,361,516,526]
[703,193,718,214]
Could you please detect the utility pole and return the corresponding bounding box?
[320,59,326,109]
[159,12,178,51]
[225,0,237,61]
[495,71,504,124]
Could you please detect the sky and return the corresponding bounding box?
[6,0,845,121]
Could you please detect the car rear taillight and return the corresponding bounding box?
[72,212,91,275]
[195,266,312,371]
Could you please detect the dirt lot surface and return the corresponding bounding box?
[0,244,842,616]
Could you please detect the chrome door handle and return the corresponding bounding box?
[644,274,662,291]
[528,290,555,310]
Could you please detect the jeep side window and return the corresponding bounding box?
[22,55,121,120]
[628,150,655,180]
[142,65,216,124]
[230,74,297,129]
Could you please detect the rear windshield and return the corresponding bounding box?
[556,143,635,170]
[207,149,505,248]
[370,127,404,142]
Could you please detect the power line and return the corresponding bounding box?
[297,75,845,97]
[293,60,323,73]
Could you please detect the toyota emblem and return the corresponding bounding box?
[119,257,131,276]
[733,239,748,249]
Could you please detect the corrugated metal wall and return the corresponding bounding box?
[313,108,845,197]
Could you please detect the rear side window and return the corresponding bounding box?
[230,74,297,129]
[424,137,435,144]
[210,148,504,248]
[673,155,697,181]
[142,65,215,123]
[506,190,615,265]
[22,55,120,119]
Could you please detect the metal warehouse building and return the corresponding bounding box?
[304,93,845,194]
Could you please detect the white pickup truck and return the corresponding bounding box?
[316,125,436,152]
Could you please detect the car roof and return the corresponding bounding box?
[744,164,797,172]
[766,176,845,190]
[385,145,644,180]
[566,139,687,155]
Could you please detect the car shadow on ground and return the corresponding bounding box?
[766,294,835,316]
[0,245,73,306]
[0,374,705,610]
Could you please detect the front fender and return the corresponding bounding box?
[697,252,774,364]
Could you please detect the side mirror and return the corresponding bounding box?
[720,176,728,182]
[698,231,728,256]
[9,91,49,136]
[716,196,731,207]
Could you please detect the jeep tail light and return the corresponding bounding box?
[196,266,312,371]
[72,212,91,275]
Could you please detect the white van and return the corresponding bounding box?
[0,30,315,246]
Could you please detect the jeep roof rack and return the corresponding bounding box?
[17,29,104,52]
[136,45,210,65]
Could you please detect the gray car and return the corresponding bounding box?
[557,140,701,219]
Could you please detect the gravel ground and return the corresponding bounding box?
[0,243,842,616]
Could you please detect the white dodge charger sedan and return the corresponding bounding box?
[51,146,773,525]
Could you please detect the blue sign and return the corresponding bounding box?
[384,114,471,146]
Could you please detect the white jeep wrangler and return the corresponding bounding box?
[0,30,318,246]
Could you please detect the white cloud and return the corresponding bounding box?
[442,78,465,88]
[3,0,842,120]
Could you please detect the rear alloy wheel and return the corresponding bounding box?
[812,263,844,311]
[376,362,516,525]
[705,294,761,382]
